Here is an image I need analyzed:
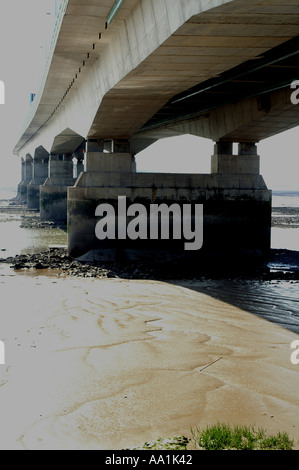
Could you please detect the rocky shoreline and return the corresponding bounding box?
[1,246,299,281]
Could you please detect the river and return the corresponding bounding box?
[0,187,298,334]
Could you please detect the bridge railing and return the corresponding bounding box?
[15,0,69,152]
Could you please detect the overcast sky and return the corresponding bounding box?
[0,0,298,190]
[0,0,54,186]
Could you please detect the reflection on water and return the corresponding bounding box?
[181,279,299,334]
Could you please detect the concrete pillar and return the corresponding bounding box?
[17,158,26,202]
[27,158,49,210]
[113,139,131,153]
[83,139,135,173]
[24,158,33,183]
[208,140,271,256]
[21,158,25,182]
[48,153,74,179]
[40,153,76,223]
[18,156,33,204]
[84,152,136,173]
[238,142,258,155]
[211,141,260,175]
[33,159,49,180]
[68,141,137,259]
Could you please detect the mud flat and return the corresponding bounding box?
[272,206,299,229]
[0,270,298,450]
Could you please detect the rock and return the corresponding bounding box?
[13,263,26,270]
[34,262,48,270]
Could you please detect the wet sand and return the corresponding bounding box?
[272,206,299,229]
[0,266,298,450]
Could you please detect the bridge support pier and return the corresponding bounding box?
[17,156,32,204]
[27,158,49,210]
[17,158,26,202]
[40,153,75,223]
[208,140,272,257]
[211,142,260,174]
[67,141,271,264]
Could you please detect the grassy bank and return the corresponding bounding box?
[130,423,295,451]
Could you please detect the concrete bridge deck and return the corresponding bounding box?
[13,0,299,259]
[14,0,299,154]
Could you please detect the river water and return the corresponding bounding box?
[0,187,298,334]
[0,187,67,258]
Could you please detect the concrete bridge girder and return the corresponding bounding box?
[14,0,299,158]
[133,86,298,149]
[86,0,299,143]
[17,123,86,162]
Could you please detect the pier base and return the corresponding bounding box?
[27,158,49,210]
[68,171,271,262]
[40,154,75,223]
[27,183,42,210]
[40,178,75,223]
[17,156,33,204]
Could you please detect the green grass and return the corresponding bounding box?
[128,423,295,451]
[191,423,294,450]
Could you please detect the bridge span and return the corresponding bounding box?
[14,0,299,261]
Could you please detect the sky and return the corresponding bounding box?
[0,0,298,191]
[0,0,55,186]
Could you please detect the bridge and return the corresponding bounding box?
[14,0,299,261]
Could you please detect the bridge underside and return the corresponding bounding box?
[131,36,299,152]
[14,0,299,262]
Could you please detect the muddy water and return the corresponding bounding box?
[176,279,299,334]
[0,212,67,258]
